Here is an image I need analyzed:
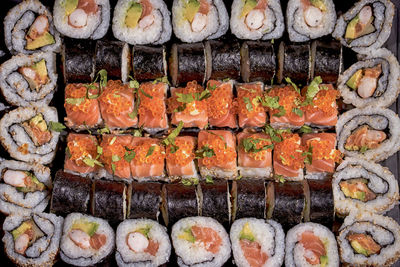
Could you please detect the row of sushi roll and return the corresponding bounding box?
[2,211,400,266]
[2,0,396,53]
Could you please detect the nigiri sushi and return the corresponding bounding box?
[236,82,267,128]
[166,136,198,180]
[207,80,237,128]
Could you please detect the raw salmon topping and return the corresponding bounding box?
[237,85,265,118]
[207,80,233,120]
[168,81,208,116]
[99,81,133,116]
[166,139,195,166]
[100,136,133,173]
[303,87,338,115]
[241,134,273,161]
[300,231,326,265]
[274,133,305,170]
[240,239,268,267]
[132,140,165,165]
[67,135,98,166]
[267,86,303,117]
[198,131,236,167]
[347,233,381,256]
[65,84,99,114]
[345,125,386,151]
[305,139,342,162]
[138,83,165,118]
[191,226,222,254]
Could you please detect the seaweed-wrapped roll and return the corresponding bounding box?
[2,212,63,267]
[129,182,162,220]
[311,40,343,84]
[277,42,311,84]
[198,180,230,226]
[133,45,167,81]
[4,0,61,55]
[307,178,334,228]
[232,180,266,220]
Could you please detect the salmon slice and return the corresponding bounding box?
[237,132,272,169]
[345,125,386,151]
[339,179,376,202]
[255,0,268,10]
[300,231,326,265]
[240,239,268,267]
[305,110,337,126]
[130,137,165,178]
[65,133,99,174]
[302,133,338,173]
[270,112,305,127]
[347,233,381,256]
[237,83,267,128]
[198,0,210,14]
[140,0,153,18]
[99,80,137,129]
[207,80,237,128]
[273,133,305,178]
[191,226,222,254]
[65,83,102,127]
[100,135,133,179]
[166,136,196,177]
[77,0,98,15]
[138,82,168,129]
[144,239,159,256]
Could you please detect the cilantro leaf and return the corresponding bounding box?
[146,146,155,157]
[49,121,66,132]
[285,77,300,94]
[292,107,303,117]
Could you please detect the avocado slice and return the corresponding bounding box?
[178,228,196,243]
[25,32,55,51]
[345,15,375,40]
[125,2,143,28]
[136,226,151,239]
[11,221,32,240]
[350,240,371,256]
[71,219,99,237]
[19,59,48,91]
[30,114,48,132]
[240,0,258,18]
[310,0,327,12]
[63,0,79,16]
[185,0,200,23]
[346,69,363,90]
[320,255,328,267]
[239,222,255,242]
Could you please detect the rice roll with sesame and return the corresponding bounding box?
[230,218,285,267]
[0,52,57,107]
[172,0,229,43]
[332,0,395,53]
[60,213,115,266]
[53,0,110,39]
[4,0,61,55]
[132,45,167,81]
[115,219,171,267]
[230,0,284,41]
[2,212,63,267]
[0,160,51,215]
[171,216,231,267]
[112,0,172,45]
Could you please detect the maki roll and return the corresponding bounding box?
[307,179,334,228]
[206,80,237,128]
[236,82,267,128]
[0,106,60,164]
[338,48,400,108]
[115,219,171,267]
[237,130,273,179]
[112,0,172,45]
[129,182,162,220]
[332,0,395,53]
[171,216,231,267]
[166,136,198,180]
[336,107,400,162]
[277,42,311,84]
[172,0,229,43]
[231,180,266,220]
[0,52,57,107]
[60,213,115,266]
[2,212,63,267]
[230,218,285,267]
[230,0,284,40]
[4,0,61,55]
[333,157,399,215]
[286,0,336,42]
[285,222,339,267]
[53,0,110,39]
[338,212,400,266]
[311,40,343,84]
[197,130,237,179]
[0,160,51,215]
[133,45,167,81]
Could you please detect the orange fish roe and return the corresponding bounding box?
[303,88,338,115]
[100,138,132,171]
[306,139,342,163]
[274,133,305,170]
[65,84,98,114]
[244,135,272,161]
[199,132,236,167]
[67,136,97,166]
[166,139,195,166]
[132,140,165,166]
[267,86,303,115]
[237,85,265,117]
[167,81,207,115]
[207,81,233,120]
[99,80,132,116]
[138,83,165,118]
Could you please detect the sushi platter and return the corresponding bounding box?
[0,0,399,266]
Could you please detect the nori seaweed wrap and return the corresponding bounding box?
[278,41,311,84]
[241,41,276,83]
[132,45,167,81]
[50,170,91,217]
[128,182,162,221]
[232,180,265,221]
[307,178,334,228]
[311,40,343,84]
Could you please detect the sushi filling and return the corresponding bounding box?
[299,231,328,265]
[126,226,159,256]
[178,225,222,253]
[339,178,377,202]
[346,64,382,98]
[182,0,210,33]
[345,5,375,42]
[302,0,327,28]
[344,125,387,152]
[346,233,381,257]
[124,0,155,30]
[18,59,49,91]
[68,219,107,250]
[65,0,99,28]
[22,114,52,146]
[25,15,55,51]
[241,0,268,31]
[2,170,46,193]
[12,220,44,255]
[239,222,268,266]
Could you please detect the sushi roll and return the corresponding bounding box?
[4,0,61,55]
[0,160,51,215]
[301,133,342,179]
[133,45,167,81]
[2,212,63,267]
[311,40,343,84]
[0,52,57,107]
[206,80,237,128]
[240,41,276,83]
[230,218,285,267]
[237,130,273,179]
[115,219,171,267]
[64,83,103,131]
[171,216,231,267]
[338,48,400,108]
[287,0,336,42]
[129,182,162,220]
[333,157,399,215]
[172,0,229,43]
[231,180,266,220]
[0,106,60,164]
[60,213,115,266]
[230,0,284,41]
[130,137,166,181]
[138,81,168,134]
[285,222,339,267]
[336,107,400,162]
[64,133,100,176]
[197,130,237,179]
[168,81,208,129]
[236,82,267,128]
[307,178,334,228]
[273,133,305,180]
[112,0,172,45]
[50,170,92,216]
[277,42,311,84]
[332,0,395,53]
[166,136,198,180]
[338,211,400,266]
[53,0,110,40]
